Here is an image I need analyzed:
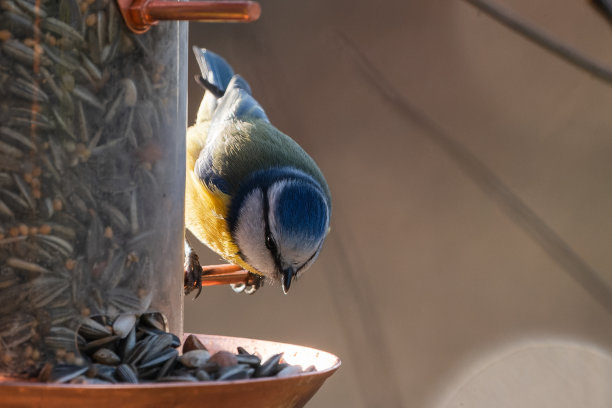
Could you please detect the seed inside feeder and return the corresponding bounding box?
[0,0,184,377]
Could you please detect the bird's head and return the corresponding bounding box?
[228,167,331,294]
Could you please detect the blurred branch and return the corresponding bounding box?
[590,0,612,26]
[333,30,612,318]
[462,0,612,85]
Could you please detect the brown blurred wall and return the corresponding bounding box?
[184,1,612,406]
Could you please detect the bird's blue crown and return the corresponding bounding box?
[227,166,329,244]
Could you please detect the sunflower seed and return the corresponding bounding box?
[78,317,112,340]
[92,348,121,365]
[178,350,210,369]
[112,313,136,339]
[217,365,254,381]
[116,363,138,383]
[49,364,89,383]
[254,353,284,378]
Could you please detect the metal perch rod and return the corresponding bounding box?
[197,264,256,287]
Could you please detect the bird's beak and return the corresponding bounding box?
[281,267,295,294]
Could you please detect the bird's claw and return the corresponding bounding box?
[231,273,264,295]
[184,250,203,298]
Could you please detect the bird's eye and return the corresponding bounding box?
[265,234,276,251]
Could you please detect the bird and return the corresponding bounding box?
[184,47,331,298]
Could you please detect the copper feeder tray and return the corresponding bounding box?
[0,333,340,408]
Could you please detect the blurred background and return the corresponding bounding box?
[184,0,612,406]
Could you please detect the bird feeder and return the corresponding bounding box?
[0,1,339,405]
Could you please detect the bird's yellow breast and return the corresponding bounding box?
[185,125,260,275]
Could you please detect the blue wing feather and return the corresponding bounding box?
[194,155,231,195]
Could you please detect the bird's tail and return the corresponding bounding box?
[192,47,259,125]
[192,47,236,98]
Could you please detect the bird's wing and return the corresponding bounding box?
[194,93,330,204]
[194,79,269,194]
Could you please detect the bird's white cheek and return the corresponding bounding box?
[233,189,275,276]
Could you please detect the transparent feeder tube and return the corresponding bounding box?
[0,2,186,377]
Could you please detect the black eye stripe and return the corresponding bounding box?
[265,234,276,251]
[262,187,282,271]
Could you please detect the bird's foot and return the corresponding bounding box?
[184,249,203,298]
[231,273,265,295]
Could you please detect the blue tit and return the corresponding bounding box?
[184,47,331,297]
